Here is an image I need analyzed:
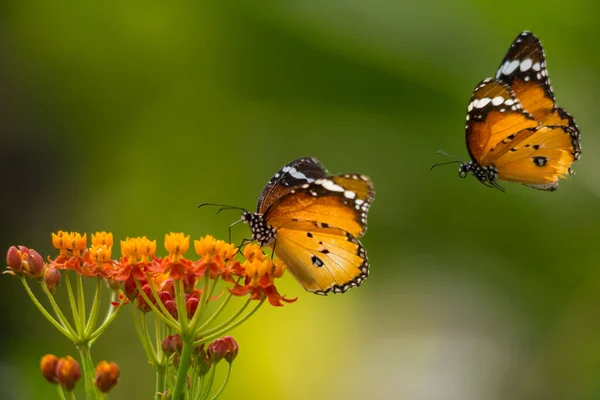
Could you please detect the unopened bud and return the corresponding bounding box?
[26,249,45,279]
[161,334,183,356]
[43,266,61,294]
[186,297,199,319]
[55,356,81,391]
[94,361,120,393]
[40,354,59,384]
[6,246,22,272]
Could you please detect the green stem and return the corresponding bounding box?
[199,362,217,400]
[155,365,166,400]
[175,279,189,331]
[89,293,126,345]
[195,299,264,347]
[40,282,77,337]
[198,298,252,338]
[68,390,76,400]
[85,276,103,337]
[56,385,67,400]
[190,275,217,332]
[194,290,234,334]
[207,363,232,400]
[64,273,82,334]
[77,274,87,335]
[20,277,73,339]
[135,278,179,329]
[131,307,160,366]
[193,375,205,400]
[171,339,193,400]
[77,343,99,400]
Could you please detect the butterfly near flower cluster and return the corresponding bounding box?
[435,31,581,191]
[238,157,375,295]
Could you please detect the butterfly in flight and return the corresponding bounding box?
[438,31,581,191]
[240,157,374,295]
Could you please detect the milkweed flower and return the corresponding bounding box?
[55,356,81,391]
[94,361,120,393]
[40,354,59,384]
[229,247,296,306]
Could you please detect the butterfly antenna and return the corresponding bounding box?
[198,203,248,214]
[429,160,463,170]
[435,150,462,160]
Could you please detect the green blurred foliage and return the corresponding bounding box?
[1,1,599,399]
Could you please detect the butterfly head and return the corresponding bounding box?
[241,211,276,247]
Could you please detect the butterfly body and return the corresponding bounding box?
[242,157,374,295]
[457,31,580,191]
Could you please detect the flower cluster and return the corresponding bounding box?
[6,231,295,400]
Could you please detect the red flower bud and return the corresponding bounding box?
[183,272,195,292]
[164,300,178,319]
[197,349,212,376]
[43,266,62,294]
[161,334,183,356]
[137,284,154,312]
[40,354,59,384]
[55,356,81,391]
[124,276,138,299]
[186,297,199,319]
[158,291,173,303]
[94,361,120,393]
[6,246,22,272]
[160,279,175,294]
[222,336,239,363]
[26,249,45,279]
[207,338,229,363]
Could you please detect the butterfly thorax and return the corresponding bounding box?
[459,162,498,183]
[241,211,276,246]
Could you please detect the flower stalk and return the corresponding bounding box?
[5,231,296,399]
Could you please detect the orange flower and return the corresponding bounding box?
[91,231,113,248]
[147,233,193,280]
[55,356,81,391]
[192,235,239,279]
[112,237,156,281]
[229,257,296,306]
[52,231,87,257]
[242,243,267,262]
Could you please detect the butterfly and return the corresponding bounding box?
[240,157,375,295]
[450,31,581,191]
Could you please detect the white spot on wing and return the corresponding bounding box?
[502,60,520,75]
[315,179,345,192]
[491,96,504,106]
[475,98,491,108]
[520,58,532,71]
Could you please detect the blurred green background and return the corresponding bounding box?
[1,1,600,399]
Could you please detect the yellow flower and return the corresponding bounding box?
[194,235,217,258]
[92,232,113,248]
[242,244,266,262]
[271,259,286,279]
[51,231,87,257]
[120,236,156,262]
[90,244,112,263]
[215,241,237,261]
[243,258,270,287]
[164,232,190,261]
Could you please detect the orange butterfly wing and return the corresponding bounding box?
[466,79,537,165]
[265,175,374,239]
[269,221,368,294]
[495,32,577,129]
[462,32,580,191]
[263,174,374,294]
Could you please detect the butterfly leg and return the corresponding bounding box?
[227,219,243,244]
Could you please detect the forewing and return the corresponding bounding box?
[264,174,375,238]
[495,31,577,129]
[257,157,328,214]
[466,78,538,164]
[272,221,368,295]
